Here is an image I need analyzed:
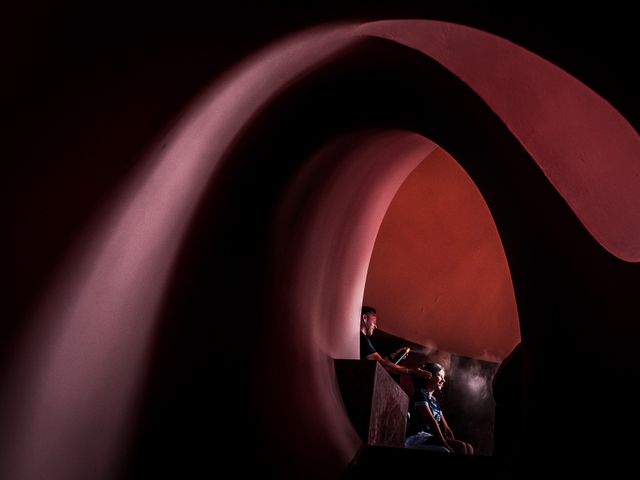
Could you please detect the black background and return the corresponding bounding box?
[3,2,639,477]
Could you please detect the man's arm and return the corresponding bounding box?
[365,352,431,379]
[386,346,410,364]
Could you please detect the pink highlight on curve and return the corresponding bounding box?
[0,24,358,480]
[269,131,438,471]
[363,20,640,261]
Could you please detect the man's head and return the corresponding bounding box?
[361,306,377,336]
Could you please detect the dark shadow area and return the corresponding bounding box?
[3,4,639,479]
[344,445,499,479]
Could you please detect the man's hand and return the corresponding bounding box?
[414,368,432,380]
[390,347,406,358]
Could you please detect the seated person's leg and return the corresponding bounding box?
[443,438,473,454]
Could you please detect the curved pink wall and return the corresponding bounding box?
[364,148,520,361]
[1,19,638,480]
[266,130,437,474]
[362,20,640,262]
[0,24,359,480]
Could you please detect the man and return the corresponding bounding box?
[360,306,431,380]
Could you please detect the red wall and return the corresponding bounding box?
[365,148,520,361]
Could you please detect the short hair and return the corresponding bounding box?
[361,306,376,315]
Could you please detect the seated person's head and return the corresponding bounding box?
[414,362,446,391]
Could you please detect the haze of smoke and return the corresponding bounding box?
[451,356,496,405]
[410,340,456,371]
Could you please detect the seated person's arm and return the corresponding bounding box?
[440,413,455,439]
[416,404,452,451]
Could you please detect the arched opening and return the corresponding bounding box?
[362,146,520,455]
[263,120,523,473]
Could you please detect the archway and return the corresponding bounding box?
[363,145,521,455]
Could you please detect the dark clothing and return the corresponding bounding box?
[407,388,443,435]
[359,332,376,359]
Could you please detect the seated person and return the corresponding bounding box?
[360,306,430,380]
[405,362,474,454]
